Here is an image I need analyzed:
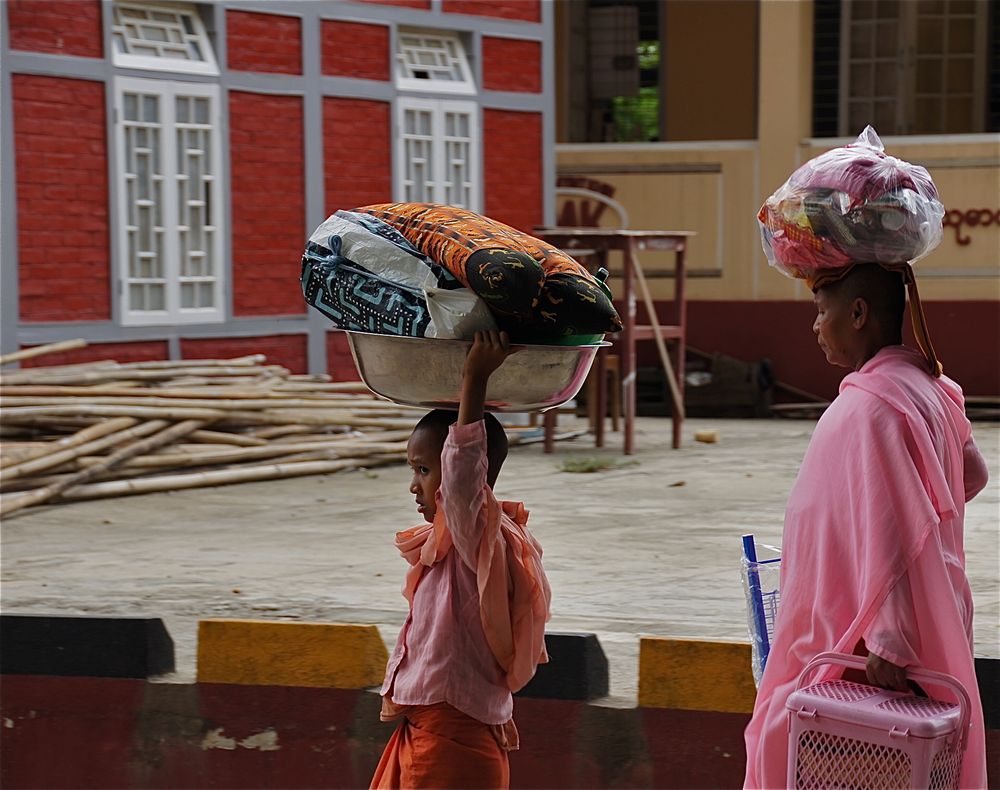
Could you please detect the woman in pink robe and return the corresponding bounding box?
[743,263,990,789]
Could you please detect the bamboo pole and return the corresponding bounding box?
[0,419,205,516]
[0,417,138,470]
[50,451,406,502]
[1,459,156,491]
[188,429,267,447]
[72,438,407,470]
[0,395,404,411]
[174,377,271,388]
[0,360,118,385]
[1,472,73,493]
[272,429,412,445]
[4,404,419,428]
[2,420,167,480]
[113,355,265,370]
[0,339,87,366]
[286,373,333,382]
[0,386,386,404]
[275,381,370,393]
[250,425,322,439]
[0,416,103,429]
[0,365,290,387]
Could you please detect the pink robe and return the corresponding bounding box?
[744,346,989,789]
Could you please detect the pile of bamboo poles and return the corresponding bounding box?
[0,340,583,517]
[0,340,433,517]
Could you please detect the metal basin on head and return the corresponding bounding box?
[343,331,607,413]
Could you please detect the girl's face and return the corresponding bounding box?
[407,428,443,523]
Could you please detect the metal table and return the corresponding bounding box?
[537,228,696,454]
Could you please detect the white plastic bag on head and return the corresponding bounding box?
[757,126,945,282]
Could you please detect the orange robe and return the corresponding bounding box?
[370,703,512,790]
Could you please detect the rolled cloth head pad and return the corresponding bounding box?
[757,125,945,283]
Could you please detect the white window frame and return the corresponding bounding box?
[395,29,476,95]
[838,0,988,136]
[114,77,225,326]
[111,1,220,77]
[396,98,481,212]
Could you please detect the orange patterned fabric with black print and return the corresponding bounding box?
[357,202,588,281]
[356,203,622,335]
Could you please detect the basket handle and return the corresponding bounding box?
[795,652,972,750]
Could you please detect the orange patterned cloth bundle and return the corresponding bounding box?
[357,203,622,341]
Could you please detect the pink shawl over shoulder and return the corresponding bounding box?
[393,496,551,693]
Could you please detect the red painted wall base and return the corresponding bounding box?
[3,676,998,789]
[634,300,1000,401]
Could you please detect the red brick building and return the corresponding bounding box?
[1,0,552,377]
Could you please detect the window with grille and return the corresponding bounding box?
[836,0,989,135]
[112,2,219,76]
[397,98,480,211]
[395,29,476,94]
[114,78,224,325]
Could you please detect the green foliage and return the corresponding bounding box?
[637,40,660,71]
[611,87,660,142]
[610,39,660,142]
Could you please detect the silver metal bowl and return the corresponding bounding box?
[343,331,607,412]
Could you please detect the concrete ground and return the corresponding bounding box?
[2,417,997,706]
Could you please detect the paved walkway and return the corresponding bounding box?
[3,417,997,705]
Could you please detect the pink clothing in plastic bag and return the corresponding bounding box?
[757,126,945,281]
[743,346,987,789]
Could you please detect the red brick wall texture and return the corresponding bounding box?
[482,37,542,93]
[442,0,540,22]
[323,98,392,214]
[181,335,308,374]
[14,75,110,322]
[483,110,543,233]
[322,21,389,80]
[326,332,359,382]
[6,0,103,58]
[229,91,306,317]
[226,10,302,74]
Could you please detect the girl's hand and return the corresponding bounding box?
[463,330,512,383]
[457,331,513,426]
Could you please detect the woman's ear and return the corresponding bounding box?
[851,296,869,329]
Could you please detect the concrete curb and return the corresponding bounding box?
[196,619,388,688]
[638,636,757,713]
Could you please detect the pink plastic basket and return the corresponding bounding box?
[787,652,970,790]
